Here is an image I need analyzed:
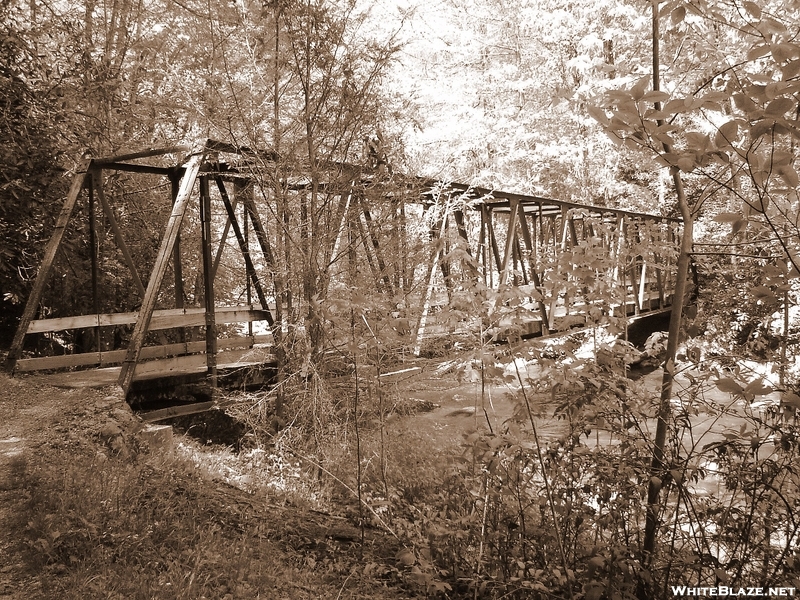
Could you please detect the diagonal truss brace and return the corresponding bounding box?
[7,161,91,366]
[118,151,205,393]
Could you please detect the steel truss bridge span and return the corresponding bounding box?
[7,140,681,394]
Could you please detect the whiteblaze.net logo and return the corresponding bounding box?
[671,587,796,597]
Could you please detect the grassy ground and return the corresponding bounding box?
[0,370,415,600]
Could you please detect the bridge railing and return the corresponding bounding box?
[412,186,683,349]
[15,305,274,375]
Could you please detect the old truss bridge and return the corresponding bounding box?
[6,140,682,397]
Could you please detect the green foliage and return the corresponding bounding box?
[0,1,70,337]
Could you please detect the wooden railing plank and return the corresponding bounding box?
[16,335,273,372]
[26,306,275,334]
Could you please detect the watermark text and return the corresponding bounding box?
[671,587,796,597]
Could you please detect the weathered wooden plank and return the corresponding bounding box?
[93,162,173,175]
[133,347,274,379]
[7,162,91,364]
[16,352,104,372]
[93,145,191,164]
[16,334,273,372]
[118,150,205,393]
[134,347,275,378]
[26,306,273,334]
[140,401,217,423]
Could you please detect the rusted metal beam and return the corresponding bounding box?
[482,204,503,275]
[88,171,101,351]
[118,150,204,394]
[428,181,681,223]
[199,176,218,386]
[92,169,148,300]
[358,195,394,295]
[452,208,472,256]
[353,198,384,292]
[516,203,550,331]
[7,161,91,366]
[215,176,273,323]
[93,162,173,175]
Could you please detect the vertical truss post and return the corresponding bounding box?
[95,167,171,347]
[568,214,579,247]
[478,205,489,286]
[611,216,625,317]
[170,170,185,311]
[439,214,453,301]
[353,195,384,292]
[639,260,648,312]
[452,208,472,256]
[499,200,518,286]
[327,187,352,272]
[653,226,666,308]
[88,169,101,351]
[517,204,550,334]
[199,175,217,386]
[513,237,529,285]
[212,191,238,280]
[399,196,410,294]
[483,204,503,279]
[244,201,253,339]
[118,151,204,394]
[7,161,91,366]
[486,208,503,277]
[242,194,277,273]
[547,207,569,330]
[170,170,186,344]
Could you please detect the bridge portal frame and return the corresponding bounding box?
[6,140,278,394]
